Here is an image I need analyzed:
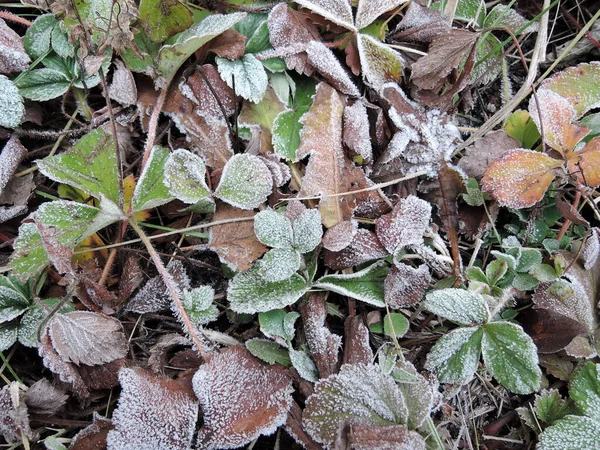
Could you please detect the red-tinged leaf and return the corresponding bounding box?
[343,316,374,366]
[385,263,431,308]
[338,423,426,450]
[555,194,588,227]
[205,29,246,60]
[0,383,32,444]
[107,368,198,450]
[522,308,587,354]
[76,358,127,392]
[208,201,267,271]
[117,255,144,303]
[70,414,114,450]
[48,311,128,366]
[35,220,74,275]
[529,88,589,155]
[457,130,520,179]
[390,1,450,43]
[322,219,357,252]
[24,379,68,416]
[375,195,431,254]
[0,137,26,194]
[481,149,562,209]
[305,41,360,96]
[566,136,600,187]
[323,228,388,270]
[300,295,342,379]
[343,100,372,163]
[192,346,293,449]
[0,18,30,74]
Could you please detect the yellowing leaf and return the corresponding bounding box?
[356,33,404,90]
[482,149,562,209]
[566,136,600,187]
[123,175,151,222]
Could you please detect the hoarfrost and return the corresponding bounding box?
[393,358,437,429]
[322,219,357,252]
[356,33,404,90]
[323,228,388,270]
[354,0,408,30]
[180,285,219,326]
[253,209,294,249]
[569,363,600,420]
[538,415,600,450]
[108,59,137,106]
[305,41,359,96]
[107,368,198,450]
[193,346,293,449]
[256,248,302,282]
[582,228,600,270]
[0,18,30,74]
[214,154,273,210]
[0,383,32,443]
[424,288,489,326]
[0,75,24,128]
[289,348,318,382]
[23,378,67,416]
[164,149,211,204]
[391,1,449,43]
[216,54,268,104]
[294,0,354,30]
[302,363,408,448]
[131,145,173,211]
[343,101,372,163]
[384,263,430,308]
[375,195,431,254]
[292,208,322,253]
[485,5,539,34]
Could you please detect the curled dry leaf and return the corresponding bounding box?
[108,59,137,106]
[343,316,373,366]
[107,368,198,450]
[457,130,521,179]
[23,378,68,416]
[390,1,450,43]
[0,383,32,444]
[193,346,293,449]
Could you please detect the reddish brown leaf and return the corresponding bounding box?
[24,379,68,416]
[322,219,357,252]
[481,149,562,209]
[193,346,293,449]
[323,228,388,270]
[35,220,74,275]
[0,383,32,444]
[0,18,30,74]
[384,263,431,308]
[205,29,246,60]
[522,308,587,354]
[566,136,600,187]
[107,368,198,450]
[69,414,114,450]
[343,316,373,366]
[457,130,521,179]
[343,100,372,163]
[339,423,426,450]
[390,1,450,43]
[555,194,588,227]
[117,255,144,303]
[0,137,27,194]
[583,227,600,270]
[375,195,431,254]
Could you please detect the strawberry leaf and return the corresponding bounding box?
[163,148,212,205]
[132,146,174,212]
[0,76,24,128]
[214,154,273,210]
[216,53,268,103]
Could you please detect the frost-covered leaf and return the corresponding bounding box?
[214,154,273,210]
[16,68,71,101]
[0,275,32,324]
[481,321,541,394]
[567,136,600,188]
[0,383,32,444]
[0,75,24,128]
[314,261,388,307]
[305,41,360,96]
[483,4,538,35]
[481,149,561,209]
[37,129,120,205]
[108,59,137,106]
[355,0,408,30]
[48,311,128,366]
[383,312,409,339]
[457,130,520,179]
[0,322,17,351]
[24,379,67,416]
[391,1,449,43]
[131,146,173,211]
[181,286,218,327]
[569,362,600,421]
[228,265,309,313]
[343,101,372,163]
[139,0,193,43]
[156,12,246,86]
[290,348,318,382]
[0,18,30,74]
[254,209,294,249]
[193,346,293,449]
[239,86,286,152]
[18,298,71,348]
[322,220,357,252]
[425,326,483,385]
[246,338,291,366]
[216,53,267,103]
[163,148,212,205]
[538,415,600,450]
[256,248,301,282]
[0,138,26,198]
[356,33,404,90]
[22,14,55,59]
[375,195,431,254]
[258,309,298,343]
[303,364,408,448]
[385,263,431,309]
[294,0,354,30]
[323,228,388,270]
[424,288,489,326]
[341,423,426,450]
[292,208,323,253]
[583,228,600,270]
[532,389,575,425]
[107,368,198,450]
[209,202,267,271]
[393,357,435,429]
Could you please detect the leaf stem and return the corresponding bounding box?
[141,87,169,170]
[72,87,93,121]
[0,10,31,26]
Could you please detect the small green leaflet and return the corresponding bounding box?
[216,54,268,103]
[538,416,600,450]
[568,363,600,421]
[289,348,318,382]
[245,339,291,366]
[254,210,294,248]
[0,76,24,128]
[138,0,194,43]
[0,276,34,324]
[163,149,211,205]
[132,146,174,211]
[256,248,301,282]
[423,288,489,326]
[214,154,273,210]
[181,286,219,326]
[16,68,71,102]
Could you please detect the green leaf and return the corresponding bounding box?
[23,14,57,59]
[383,313,409,339]
[530,263,558,282]
[486,260,508,285]
[51,23,74,59]
[0,322,18,351]
[534,390,576,425]
[538,415,600,450]
[289,348,318,382]
[292,208,322,253]
[512,273,539,291]
[517,248,543,272]
[163,149,211,205]
[216,53,268,103]
[541,62,600,118]
[181,286,219,326]
[16,68,71,101]
[157,12,247,85]
[465,266,488,284]
[245,19,270,54]
[139,0,194,43]
[569,362,600,421]
[483,5,538,35]
[245,338,291,366]
[258,309,287,340]
[272,110,303,161]
[37,129,120,204]
[132,146,174,212]
[482,321,541,394]
[256,248,301,282]
[424,288,489,326]
[120,29,160,74]
[0,276,33,324]
[214,154,273,210]
[43,436,69,450]
[356,33,404,90]
[0,75,24,128]
[253,210,294,249]
[227,266,308,313]
[233,13,267,40]
[303,364,408,447]
[18,298,72,347]
[425,326,483,385]
[393,358,435,429]
[462,177,486,206]
[504,110,541,149]
[314,261,389,307]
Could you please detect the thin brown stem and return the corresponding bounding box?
[141,87,169,170]
[0,10,31,26]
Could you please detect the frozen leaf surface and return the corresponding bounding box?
[424,288,489,326]
[294,0,354,30]
[0,383,32,443]
[0,275,32,324]
[343,101,372,163]
[583,228,600,270]
[0,18,30,74]
[289,348,318,382]
[214,154,273,210]
[303,364,408,448]
[0,75,24,128]
[181,286,219,327]
[254,209,294,249]
[305,41,360,96]
[375,195,431,253]
[356,33,404,90]
[342,424,426,450]
[256,248,301,282]
[569,362,600,421]
[216,54,267,104]
[538,415,600,450]
[355,0,408,30]
[24,379,67,416]
[393,358,435,429]
[15,68,71,101]
[292,208,323,253]
[131,145,173,211]
[193,346,293,449]
[164,148,212,204]
[457,130,520,179]
[385,263,430,308]
[108,60,137,106]
[107,368,198,450]
[48,311,128,366]
[323,228,388,270]
[322,220,357,252]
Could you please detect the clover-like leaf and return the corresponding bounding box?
[214,154,273,210]
[569,362,600,421]
[107,368,198,450]
[181,285,219,327]
[292,208,323,253]
[256,248,302,283]
[16,68,71,101]
[425,326,483,385]
[0,276,33,324]
[193,346,293,449]
[0,75,24,128]
[253,209,294,249]
[131,146,174,212]
[163,148,212,205]
[216,54,268,104]
[481,149,562,209]
[481,321,541,394]
[538,415,600,450]
[303,364,408,447]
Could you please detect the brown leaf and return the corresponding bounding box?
[344,36,361,76]
[566,135,600,187]
[193,346,293,449]
[0,383,32,444]
[322,219,357,252]
[384,263,431,308]
[556,194,588,227]
[582,227,600,270]
[300,294,342,379]
[107,368,198,450]
[285,401,322,450]
[48,311,128,366]
[117,255,144,303]
[375,195,431,254]
[305,42,360,96]
[343,100,372,163]
[522,308,587,353]
[411,29,479,91]
[76,358,127,391]
[24,379,68,416]
[0,137,27,194]
[390,1,450,43]
[208,201,267,271]
[108,59,137,106]
[323,229,388,270]
[457,130,521,179]
[343,316,373,366]
[69,414,114,450]
[205,29,246,60]
[0,18,30,74]
[35,220,74,276]
[338,423,426,450]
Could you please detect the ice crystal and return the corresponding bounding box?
[292,208,322,253]
[322,220,357,252]
[0,18,30,74]
[583,228,600,270]
[323,229,388,270]
[256,248,302,282]
[294,0,354,30]
[23,379,67,416]
[305,41,359,96]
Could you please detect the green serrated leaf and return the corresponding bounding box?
[482,321,541,394]
[16,68,71,101]
[292,209,322,253]
[425,326,483,385]
[466,266,488,284]
[23,14,57,59]
[214,154,273,210]
[0,75,24,128]
[227,266,308,313]
[517,248,543,272]
[18,298,72,347]
[356,33,404,90]
[383,312,409,339]
[245,338,291,366]
[216,54,268,103]
[245,19,270,54]
[541,62,600,118]
[132,146,174,211]
[0,322,18,351]
[272,109,303,161]
[0,276,33,324]
[535,389,576,425]
[486,260,508,285]
[163,149,211,205]
[37,129,120,204]
[182,286,218,326]
[538,415,600,450]
[258,309,287,340]
[424,288,489,326]
[139,0,194,43]
[51,23,74,58]
[569,362,600,421]
[289,348,318,382]
[254,209,293,249]
[314,261,389,307]
[256,248,301,282]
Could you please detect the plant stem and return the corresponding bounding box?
[141,87,168,170]
[72,87,93,121]
[128,219,211,359]
[0,10,31,26]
